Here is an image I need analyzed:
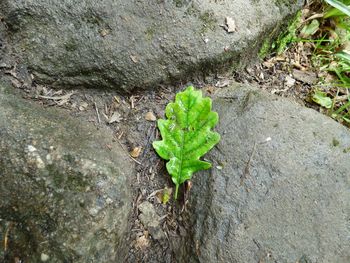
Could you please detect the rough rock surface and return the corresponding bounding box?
[182,84,350,263]
[0,0,302,92]
[138,201,166,240]
[0,82,133,262]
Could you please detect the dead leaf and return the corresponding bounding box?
[275,55,286,62]
[285,75,296,88]
[100,28,109,37]
[259,72,264,80]
[215,79,230,88]
[186,181,193,192]
[155,187,172,205]
[225,17,236,33]
[108,111,122,124]
[206,86,215,94]
[5,68,18,78]
[135,233,150,250]
[130,147,142,158]
[145,111,157,121]
[114,96,120,103]
[130,96,135,109]
[130,55,139,63]
[263,61,275,68]
[38,91,75,103]
[38,91,75,106]
[79,102,89,111]
[292,62,307,71]
[11,79,22,88]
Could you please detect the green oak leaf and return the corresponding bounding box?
[152,86,220,199]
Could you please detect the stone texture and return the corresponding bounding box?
[181,83,350,263]
[138,201,166,240]
[0,81,133,262]
[0,0,302,92]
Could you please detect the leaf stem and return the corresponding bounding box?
[174,184,179,200]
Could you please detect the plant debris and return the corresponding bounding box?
[108,111,122,124]
[135,232,150,250]
[38,91,75,106]
[130,146,142,158]
[224,16,237,33]
[145,111,157,121]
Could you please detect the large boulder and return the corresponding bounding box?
[0,0,302,92]
[0,82,133,262]
[181,84,350,262]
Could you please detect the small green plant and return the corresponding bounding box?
[296,0,350,125]
[259,11,302,58]
[153,86,220,199]
[273,10,302,55]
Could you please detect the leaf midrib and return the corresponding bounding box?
[177,95,195,183]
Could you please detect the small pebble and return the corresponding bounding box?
[145,111,157,121]
[41,253,49,262]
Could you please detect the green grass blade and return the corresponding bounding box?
[334,98,350,114]
[324,0,350,17]
[335,51,350,63]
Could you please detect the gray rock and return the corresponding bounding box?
[0,82,133,262]
[181,83,350,263]
[0,0,302,92]
[138,201,165,240]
